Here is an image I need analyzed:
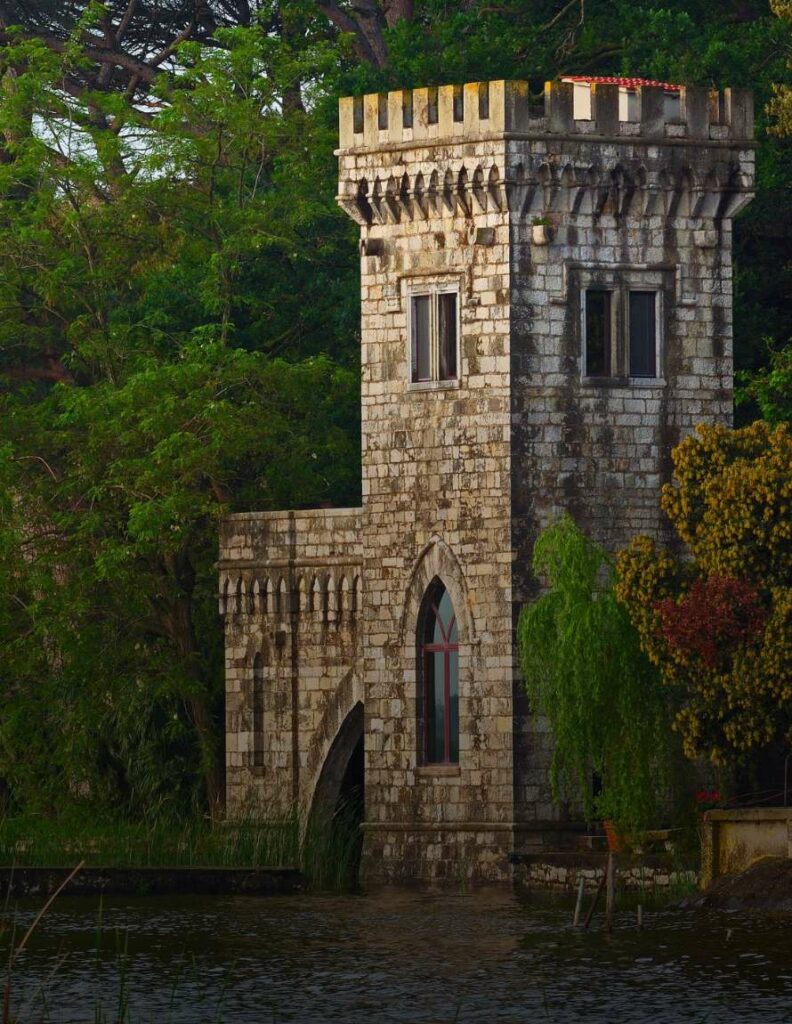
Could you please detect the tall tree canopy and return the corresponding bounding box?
[0,0,789,820]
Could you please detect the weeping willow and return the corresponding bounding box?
[517,516,674,833]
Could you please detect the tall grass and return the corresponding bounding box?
[0,803,363,891]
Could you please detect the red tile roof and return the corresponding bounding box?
[562,75,682,93]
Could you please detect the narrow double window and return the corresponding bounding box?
[410,289,458,384]
[418,579,459,765]
[582,286,660,380]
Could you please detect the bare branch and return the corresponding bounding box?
[314,0,387,67]
[115,0,140,45]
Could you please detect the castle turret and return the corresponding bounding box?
[219,78,754,884]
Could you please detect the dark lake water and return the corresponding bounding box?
[2,888,791,1023]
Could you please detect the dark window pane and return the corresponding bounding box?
[629,291,656,377]
[448,650,459,762]
[428,650,446,763]
[411,295,431,381]
[438,292,457,380]
[419,580,460,765]
[585,290,611,377]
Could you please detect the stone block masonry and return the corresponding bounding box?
[220,77,754,884]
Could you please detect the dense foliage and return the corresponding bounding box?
[517,517,676,832]
[616,422,792,769]
[0,1,789,821]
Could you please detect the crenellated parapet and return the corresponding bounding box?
[337,79,755,228]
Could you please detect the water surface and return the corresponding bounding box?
[2,888,790,1023]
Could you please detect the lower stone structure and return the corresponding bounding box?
[516,854,698,893]
[700,808,792,888]
[220,77,754,883]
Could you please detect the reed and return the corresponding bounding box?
[0,803,362,891]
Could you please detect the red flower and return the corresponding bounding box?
[656,576,767,668]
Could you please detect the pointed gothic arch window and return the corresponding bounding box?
[418,578,459,764]
[253,653,264,768]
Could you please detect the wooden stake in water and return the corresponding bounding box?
[605,851,616,933]
[583,870,606,930]
[573,875,585,926]
[637,904,643,930]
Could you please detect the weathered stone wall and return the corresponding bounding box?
[220,508,363,817]
[503,81,754,835]
[338,89,518,882]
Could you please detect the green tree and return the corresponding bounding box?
[0,25,359,816]
[517,516,676,832]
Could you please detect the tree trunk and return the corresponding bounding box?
[161,550,225,818]
[382,0,414,28]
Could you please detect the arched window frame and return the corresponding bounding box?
[417,578,459,765]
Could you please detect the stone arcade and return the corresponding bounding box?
[219,77,754,883]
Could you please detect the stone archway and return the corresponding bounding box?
[306,701,365,883]
[310,700,364,824]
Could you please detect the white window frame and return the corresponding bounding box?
[406,282,461,390]
[579,270,665,386]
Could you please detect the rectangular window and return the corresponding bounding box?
[438,292,458,380]
[629,291,657,377]
[411,295,431,382]
[409,287,459,385]
[585,290,612,377]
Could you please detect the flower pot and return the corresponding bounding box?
[602,818,622,853]
[531,223,554,245]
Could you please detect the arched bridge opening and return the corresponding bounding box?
[306,701,364,886]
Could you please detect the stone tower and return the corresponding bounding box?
[219,78,754,883]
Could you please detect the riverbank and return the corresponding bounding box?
[0,865,305,898]
[681,856,792,914]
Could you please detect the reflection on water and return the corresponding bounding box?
[2,888,791,1023]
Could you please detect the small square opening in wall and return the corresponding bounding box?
[453,84,464,123]
[427,86,439,125]
[409,285,460,385]
[402,89,414,129]
[478,81,490,120]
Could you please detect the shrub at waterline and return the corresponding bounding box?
[0,807,362,891]
[615,421,792,771]
[517,516,679,834]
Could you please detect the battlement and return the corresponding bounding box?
[338,79,754,151]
